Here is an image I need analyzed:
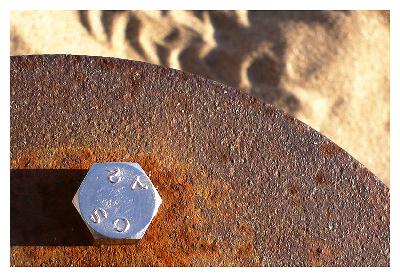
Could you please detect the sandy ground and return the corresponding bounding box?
[10,10,390,185]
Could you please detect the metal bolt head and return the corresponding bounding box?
[72,162,162,241]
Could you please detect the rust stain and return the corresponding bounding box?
[319,141,342,157]
[314,170,333,189]
[10,55,390,266]
[307,240,334,266]
[11,146,223,266]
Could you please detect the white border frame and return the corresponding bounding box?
[2,1,398,275]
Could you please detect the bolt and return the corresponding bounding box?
[72,162,162,242]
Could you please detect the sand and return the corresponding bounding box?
[10,10,390,185]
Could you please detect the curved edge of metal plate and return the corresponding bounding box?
[10,54,389,266]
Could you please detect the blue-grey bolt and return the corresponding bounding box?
[72,162,162,240]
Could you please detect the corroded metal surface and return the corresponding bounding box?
[10,55,389,266]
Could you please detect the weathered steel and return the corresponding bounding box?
[10,55,389,266]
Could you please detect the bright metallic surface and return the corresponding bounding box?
[73,162,162,240]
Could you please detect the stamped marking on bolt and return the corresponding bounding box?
[74,162,162,240]
[131,175,149,190]
[108,168,122,183]
[101,199,113,209]
[90,208,108,224]
[113,218,130,233]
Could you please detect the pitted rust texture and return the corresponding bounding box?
[10,55,389,266]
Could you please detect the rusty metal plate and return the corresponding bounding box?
[10,55,389,266]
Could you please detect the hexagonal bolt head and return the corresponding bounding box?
[73,162,162,242]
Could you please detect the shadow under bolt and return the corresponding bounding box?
[10,169,93,246]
